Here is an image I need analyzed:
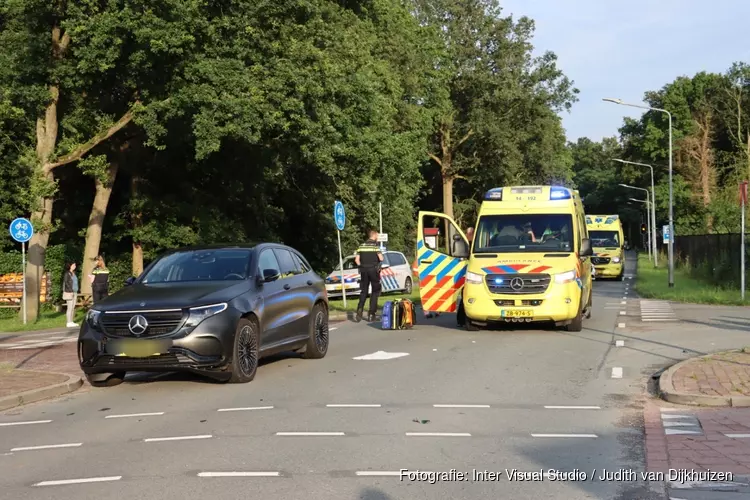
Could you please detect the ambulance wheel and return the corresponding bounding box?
[585,291,592,319]
[465,319,480,331]
[566,298,584,332]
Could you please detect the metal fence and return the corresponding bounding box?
[674,234,748,286]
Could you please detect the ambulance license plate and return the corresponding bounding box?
[500,309,533,318]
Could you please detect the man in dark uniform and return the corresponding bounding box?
[91,255,110,304]
[354,229,383,323]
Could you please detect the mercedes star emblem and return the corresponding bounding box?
[509,277,524,291]
[128,314,148,336]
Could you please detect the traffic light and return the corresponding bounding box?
[640,223,647,234]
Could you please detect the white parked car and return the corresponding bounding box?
[325,250,414,298]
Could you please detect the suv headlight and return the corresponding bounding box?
[185,303,228,328]
[554,270,577,284]
[466,271,483,284]
[612,257,621,263]
[86,309,102,328]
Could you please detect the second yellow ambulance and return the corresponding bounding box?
[585,215,625,280]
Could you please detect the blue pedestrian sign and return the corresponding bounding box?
[9,218,33,243]
[334,200,346,231]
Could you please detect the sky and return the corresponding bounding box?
[501,0,750,142]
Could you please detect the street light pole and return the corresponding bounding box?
[628,196,651,261]
[605,98,674,286]
[621,184,653,262]
[614,159,657,266]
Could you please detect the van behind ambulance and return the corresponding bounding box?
[416,185,594,331]
[585,214,625,280]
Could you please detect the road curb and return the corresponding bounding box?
[0,371,83,411]
[658,351,747,407]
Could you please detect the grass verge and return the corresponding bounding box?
[635,253,750,306]
[328,286,421,312]
[0,308,86,333]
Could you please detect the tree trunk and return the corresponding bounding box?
[131,176,144,276]
[442,172,454,220]
[22,85,60,322]
[80,161,119,295]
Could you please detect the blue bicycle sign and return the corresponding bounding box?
[9,218,33,243]
[334,200,345,231]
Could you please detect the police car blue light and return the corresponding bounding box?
[550,186,572,200]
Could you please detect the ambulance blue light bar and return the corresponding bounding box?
[550,186,572,200]
[484,188,503,200]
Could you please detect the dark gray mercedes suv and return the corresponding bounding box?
[78,244,329,386]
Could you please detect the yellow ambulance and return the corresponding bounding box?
[585,215,625,281]
[416,185,594,332]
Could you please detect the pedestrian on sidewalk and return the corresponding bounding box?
[354,229,383,323]
[90,255,110,304]
[62,261,79,328]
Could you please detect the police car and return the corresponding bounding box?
[324,250,414,299]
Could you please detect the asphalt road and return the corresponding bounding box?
[0,256,666,500]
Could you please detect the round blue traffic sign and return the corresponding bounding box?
[334,200,345,231]
[9,218,33,243]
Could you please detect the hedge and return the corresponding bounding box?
[0,245,132,305]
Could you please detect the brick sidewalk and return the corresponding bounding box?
[0,369,68,398]
[0,341,81,377]
[671,351,750,398]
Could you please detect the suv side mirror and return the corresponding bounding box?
[580,238,594,257]
[124,277,136,286]
[262,269,280,282]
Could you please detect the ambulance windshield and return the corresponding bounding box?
[588,230,620,248]
[473,214,574,253]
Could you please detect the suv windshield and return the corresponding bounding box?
[589,230,620,248]
[335,257,358,272]
[474,214,574,253]
[141,249,253,283]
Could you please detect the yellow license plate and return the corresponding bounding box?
[106,339,171,357]
[501,309,533,318]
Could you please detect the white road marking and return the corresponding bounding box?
[618,323,626,328]
[621,301,626,305]
[144,434,212,442]
[275,432,345,436]
[664,429,702,435]
[105,412,164,419]
[198,472,280,477]
[329,327,338,331]
[405,432,471,437]
[662,421,699,427]
[724,433,750,438]
[326,404,381,408]
[217,406,274,412]
[611,367,623,378]
[0,420,52,427]
[544,406,600,410]
[11,443,82,451]
[356,471,403,476]
[531,434,598,438]
[433,404,490,408]
[615,340,625,347]
[660,414,695,419]
[34,476,122,486]
[619,311,626,315]
[352,351,409,360]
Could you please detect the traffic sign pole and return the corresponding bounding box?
[741,182,747,301]
[9,217,33,325]
[334,201,347,308]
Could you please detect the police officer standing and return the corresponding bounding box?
[354,229,384,323]
[90,255,110,304]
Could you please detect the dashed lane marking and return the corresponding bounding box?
[329,327,338,331]
[197,472,281,477]
[543,406,600,410]
[615,340,624,347]
[433,404,490,408]
[352,351,409,360]
[620,311,626,315]
[144,434,212,442]
[34,476,122,486]
[217,406,274,412]
[0,420,52,427]
[356,471,403,477]
[105,412,164,419]
[405,432,471,437]
[11,443,82,451]
[276,432,345,436]
[618,323,626,328]
[724,433,750,438]
[611,367,623,378]
[531,434,598,438]
[327,404,381,408]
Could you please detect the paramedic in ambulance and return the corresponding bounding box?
[354,229,384,323]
